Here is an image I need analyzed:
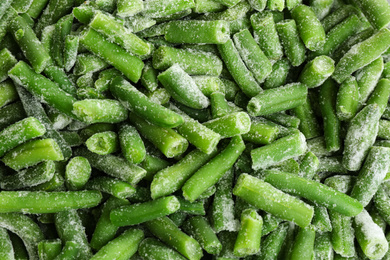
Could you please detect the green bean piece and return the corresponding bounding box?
[110,76,183,128]
[118,124,146,165]
[12,62,75,113]
[72,99,127,124]
[129,112,188,158]
[366,78,390,115]
[0,227,14,260]
[233,209,262,257]
[158,64,209,109]
[202,111,250,138]
[140,62,158,92]
[142,0,195,18]
[74,147,146,186]
[53,241,79,260]
[276,19,306,67]
[251,132,307,170]
[85,176,136,200]
[312,205,332,233]
[199,0,250,21]
[250,12,283,61]
[63,35,79,73]
[267,0,284,11]
[90,11,150,57]
[233,29,272,84]
[72,4,95,24]
[321,5,357,33]
[263,112,300,129]
[0,213,44,260]
[138,237,187,260]
[79,28,144,83]
[261,213,282,236]
[51,14,73,69]
[166,20,229,44]
[342,104,381,171]
[290,226,316,260]
[263,58,290,89]
[291,96,322,140]
[350,146,390,207]
[374,184,390,225]
[65,156,91,191]
[211,168,238,233]
[117,0,143,17]
[210,91,230,118]
[153,46,223,76]
[354,209,388,260]
[298,56,335,88]
[90,228,143,260]
[242,117,279,145]
[349,0,390,29]
[0,49,17,83]
[183,216,222,255]
[2,138,63,171]
[90,197,130,251]
[333,28,390,84]
[0,117,47,157]
[378,119,390,140]
[299,151,319,180]
[86,131,119,155]
[151,148,217,199]
[319,79,341,152]
[259,222,289,259]
[9,16,51,73]
[182,136,245,202]
[54,210,92,260]
[314,232,334,260]
[264,170,363,217]
[146,216,203,260]
[247,83,308,116]
[291,4,326,51]
[43,66,77,98]
[1,161,55,190]
[169,104,221,154]
[73,54,109,76]
[218,39,262,97]
[336,76,359,121]
[38,239,62,260]
[176,197,204,215]
[234,174,314,228]
[0,190,101,213]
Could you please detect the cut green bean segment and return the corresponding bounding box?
[263,58,290,89]
[91,228,143,260]
[158,64,209,109]
[90,197,130,251]
[153,46,223,76]
[118,124,146,164]
[9,16,51,73]
[110,76,183,128]
[2,138,63,171]
[183,216,222,255]
[72,99,127,124]
[319,79,341,152]
[73,53,109,76]
[0,161,55,190]
[117,0,143,17]
[8,61,77,119]
[233,29,272,84]
[233,209,262,257]
[151,148,217,199]
[366,78,390,115]
[65,156,91,190]
[354,209,388,260]
[110,196,179,226]
[290,225,316,260]
[142,0,195,18]
[247,83,308,116]
[54,210,92,260]
[374,185,390,225]
[218,39,262,97]
[259,222,289,259]
[234,174,314,228]
[86,131,118,155]
[0,49,17,83]
[298,55,335,88]
[145,216,203,260]
[264,170,363,217]
[53,241,79,260]
[166,20,229,44]
[251,132,307,170]
[312,205,332,233]
[182,136,245,202]
[336,76,359,121]
[242,118,279,145]
[203,112,250,138]
[129,112,188,158]
[291,96,322,140]
[74,147,146,186]
[38,239,62,260]
[333,28,390,84]
[139,237,186,260]
[250,12,283,61]
[342,104,381,171]
[349,0,390,29]
[299,151,319,180]
[85,176,136,200]
[79,28,144,83]
[276,19,306,67]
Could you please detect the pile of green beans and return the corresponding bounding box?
[1,0,390,259]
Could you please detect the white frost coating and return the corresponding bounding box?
[354,209,388,260]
